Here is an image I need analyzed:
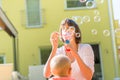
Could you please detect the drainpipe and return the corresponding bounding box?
[107,0,120,79]
[13,37,17,71]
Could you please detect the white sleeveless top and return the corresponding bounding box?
[56,44,94,80]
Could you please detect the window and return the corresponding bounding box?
[0,55,5,64]
[65,0,96,10]
[40,45,62,65]
[91,44,100,64]
[90,44,102,80]
[26,0,42,28]
[40,46,51,64]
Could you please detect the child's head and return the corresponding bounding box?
[50,55,71,77]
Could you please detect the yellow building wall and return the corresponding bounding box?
[0,31,13,63]
[0,0,119,79]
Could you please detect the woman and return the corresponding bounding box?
[43,18,94,80]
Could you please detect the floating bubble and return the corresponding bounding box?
[71,16,83,25]
[68,26,75,33]
[86,1,95,8]
[71,16,79,21]
[82,16,90,23]
[80,21,83,24]
[91,29,97,35]
[79,0,87,3]
[76,33,81,38]
[94,10,100,15]
[76,16,82,23]
[94,16,101,22]
[103,30,110,37]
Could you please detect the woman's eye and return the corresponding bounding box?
[68,26,75,32]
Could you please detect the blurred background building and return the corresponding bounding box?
[0,0,120,80]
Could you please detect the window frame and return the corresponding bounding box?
[64,0,97,10]
[25,0,42,28]
[0,55,6,64]
[39,46,51,65]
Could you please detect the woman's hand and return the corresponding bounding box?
[64,44,77,62]
[64,38,77,53]
[44,31,59,78]
[50,32,59,49]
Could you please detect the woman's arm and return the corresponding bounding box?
[73,52,93,80]
[43,32,59,78]
[67,44,94,80]
[43,48,57,78]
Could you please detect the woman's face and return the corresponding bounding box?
[61,24,75,43]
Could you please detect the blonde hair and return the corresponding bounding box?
[50,55,71,76]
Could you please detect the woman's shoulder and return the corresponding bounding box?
[79,43,91,48]
[78,43,93,51]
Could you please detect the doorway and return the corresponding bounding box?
[91,44,102,80]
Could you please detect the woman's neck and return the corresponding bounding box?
[72,42,78,52]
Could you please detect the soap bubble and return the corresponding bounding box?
[72,16,79,21]
[79,21,83,25]
[103,30,110,37]
[71,16,83,25]
[94,10,100,15]
[91,29,98,35]
[86,1,95,8]
[76,33,81,38]
[68,26,75,33]
[76,16,82,23]
[82,16,90,23]
[94,16,101,22]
